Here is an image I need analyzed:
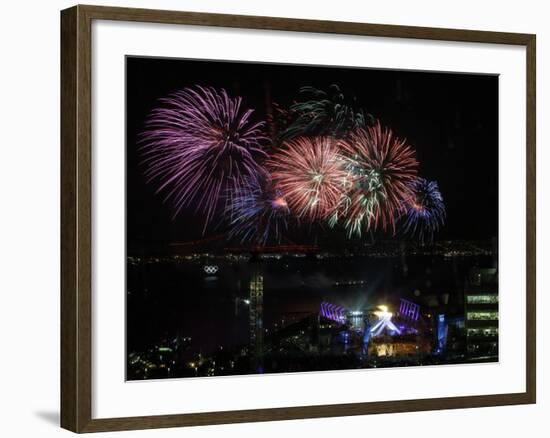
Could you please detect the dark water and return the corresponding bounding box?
[127,254,492,356]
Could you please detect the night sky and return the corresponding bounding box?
[126,56,498,253]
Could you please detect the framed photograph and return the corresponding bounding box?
[60,4,536,433]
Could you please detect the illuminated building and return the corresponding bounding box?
[366,305,432,357]
[464,267,498,358]
[320,301,347,323]
[317,301,436,359]
[399,299,420,321]
[347,310,365,332]
[249,260,264,371]
[436,314,448,353]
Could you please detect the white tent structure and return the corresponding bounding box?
[370,305,401,337]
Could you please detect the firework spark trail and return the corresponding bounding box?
[140,86,268,231]
[268,136,350,222]
[227,175,290,245]
[276,85,373,142]
[402,178,446,243]
[338,122,419,236]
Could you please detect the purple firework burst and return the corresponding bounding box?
[227,175,290,245]
[140,86,269,231]
[402,178,446,243]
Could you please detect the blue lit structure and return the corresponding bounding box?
[320,301,347,323]
[362,319,372,354]
[399,298,420,321]
[436,313,448,354]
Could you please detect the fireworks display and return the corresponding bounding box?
[140,83,445,245]
[338,123,419,236]
[140,86,268,230]
[402,178,446,243]
[275,85,373,142]
[268,136,349,221]
[227,175,290,245]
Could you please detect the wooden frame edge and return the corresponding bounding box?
[61,5,78,432]
[61,5,93,432]
[525,33,536,405]
[79,392,533,433]
[60,4,537,433]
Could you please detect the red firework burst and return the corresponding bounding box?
[340,122,419,235]
[268,137,349,221]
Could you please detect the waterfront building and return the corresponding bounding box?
[464,267,498,359]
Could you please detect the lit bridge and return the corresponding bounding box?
[168,234,319,254]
